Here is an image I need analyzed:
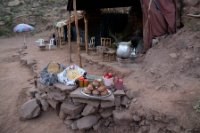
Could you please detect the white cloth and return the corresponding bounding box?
[57,64,85,85]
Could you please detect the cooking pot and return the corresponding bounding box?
[116,42,132,59]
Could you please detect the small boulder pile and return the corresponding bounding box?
[19,80,136,131]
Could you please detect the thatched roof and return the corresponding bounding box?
[67,0,135,11]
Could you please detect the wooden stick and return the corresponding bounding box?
[73,0,82,67]
[68,11,72,63]
[84,13,88,54]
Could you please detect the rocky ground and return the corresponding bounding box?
[0,25,200,133]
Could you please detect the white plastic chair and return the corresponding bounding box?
[89,36,95,48]
[47,38,54,50]
[35,39,45,46]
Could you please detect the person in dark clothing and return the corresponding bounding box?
[52,33,57,45]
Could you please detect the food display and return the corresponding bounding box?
[47,62,60,73]
[103,72,114,87]
[81,80,111,98]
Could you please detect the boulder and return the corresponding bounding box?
[40,99,49,111]
[76,115,100,130]
[59,110,66,120]
[61,102,84,117]
[101,101,115,108]
[48,91,66,101]
[113,110,132,125]
[72,98,100,107]
[121,96,131,107]
[26,87,38,98]
[82,105,96,116]
[114,90,126,96]
[47,99,59,109]
[8,0,20,6]
[53,83,76,93]
[114,96,121,107]
[20,99,41,119]
[64,119,73,128]
[100,108,113,118]
[126,90,137,99]
[71,122,78,130]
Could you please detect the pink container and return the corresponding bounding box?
[114,77,124,90]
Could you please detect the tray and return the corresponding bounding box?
[80,88,112,99]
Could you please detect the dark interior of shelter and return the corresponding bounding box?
[69,0,143,47]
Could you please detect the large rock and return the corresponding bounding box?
[121,96,131,107]
[20,99,41,119]
[114,96,121,107]
[40,99,49,111]
[100,108,113,118]
[8,0,20,6]
[61,102,84,117]
[113,110,132,125]
[126,90,138,99]
[53,83,76,93]
[72,98,100,107]
[114,90,126,96]
[48,91,66,101]
[76,115,100,130]
[47,99,59,109]
[26,87,38,98]
[101,101,115,108]
[82,105,96,116]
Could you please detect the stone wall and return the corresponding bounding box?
[17,48,190,133]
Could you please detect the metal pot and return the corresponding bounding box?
[116,42,132,59]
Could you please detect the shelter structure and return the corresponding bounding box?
[55,11,84,48]
[66,0,177,64]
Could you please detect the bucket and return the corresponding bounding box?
[103,77,114,87]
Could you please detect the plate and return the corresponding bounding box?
[80,88,112,99]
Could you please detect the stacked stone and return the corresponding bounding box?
[20,80,135,131]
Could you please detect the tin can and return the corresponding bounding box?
[84,79,89,87]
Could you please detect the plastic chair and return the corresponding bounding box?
[47,38,54,50]
[35,39,45,46]
[89,36,95,48]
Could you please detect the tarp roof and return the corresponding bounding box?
[67,0,135,11]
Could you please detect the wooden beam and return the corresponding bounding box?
[84,13,89,54]
[73,0,82,67]
[68,11,72,63]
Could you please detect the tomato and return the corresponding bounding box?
[103,72,108,77]
[108,73,113,78]
[104,75,110,79]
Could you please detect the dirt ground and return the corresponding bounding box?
[0,27,200,133]
[0,36,82,133]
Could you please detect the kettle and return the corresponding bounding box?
[116,42,132,59]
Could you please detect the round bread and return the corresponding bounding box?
[97,85,107,92]
[87,84,94,91]
[92,80,100,87]
[92,90,100,95]
[101,89,108,96]
[83,88,91,94]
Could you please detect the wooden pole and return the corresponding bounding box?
[84,13,88,54]
[68,11,72,63]
[73,0,82,67]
